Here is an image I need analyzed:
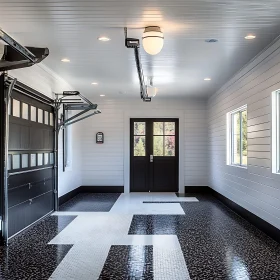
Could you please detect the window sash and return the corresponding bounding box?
[230,108,247,167]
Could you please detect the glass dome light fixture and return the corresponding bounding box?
[142,26,164,55]
[146,77,158,98]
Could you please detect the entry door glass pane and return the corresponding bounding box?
[232,113,241,165]
[134,122,146,156]
[153,122,175,156]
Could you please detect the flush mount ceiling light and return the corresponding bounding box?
[61,58,70,62]
[245,34,256,40]
[146,77,158,97]
[100,94,105,97]
[204,78,211,81]
[98,36,111,42]
[91,82,98,85]
[142,26,164,55]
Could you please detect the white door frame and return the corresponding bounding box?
[123,109,185,193]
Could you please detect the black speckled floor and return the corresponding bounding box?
[1,193,280,280]
[99,246,153,280]
[59,192,121,212]
[0,215,76,280]
[129,194,280,279]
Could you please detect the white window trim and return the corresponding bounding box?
[272,90,280,174]
[227,105,247,168]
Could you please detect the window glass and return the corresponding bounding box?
[12,99,20,118]
[22,103,29,120]
[154,122,163,135]
[38,153,43,166]
[31,106,37,122]
[30,154,36,167]
[44,111,49,125]
[12,154,20,169]
[50,113,54,126]
[44,153,49,165]
[228,106,247,167]
[21,154,29,168]
[232,112,241,165]
[154,136,164,156]
[38,109,43,123]
[242,110,248,166]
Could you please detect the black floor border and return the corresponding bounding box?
[59,186,124,206]
[185,186,280,244]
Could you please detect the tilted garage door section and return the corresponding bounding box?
[8,87,54,238]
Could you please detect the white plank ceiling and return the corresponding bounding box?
[1,0,280,98]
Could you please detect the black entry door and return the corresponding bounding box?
[7,89,55,238]
[130,118,179,192]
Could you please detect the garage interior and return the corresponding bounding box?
[0,0,280,279]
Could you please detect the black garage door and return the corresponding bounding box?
[7,87,55,238]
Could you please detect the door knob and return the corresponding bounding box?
[150,155,153,162]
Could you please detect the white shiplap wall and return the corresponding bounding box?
[208,37,280,230]
[78,97,208,192]
[9,64,82,197]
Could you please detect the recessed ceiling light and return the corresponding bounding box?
[61,58,70,62]
[100,94,105,97]
[91,82,98,85]
[204,78,211,81]
[245,35,256,40]
[98,36,111,42]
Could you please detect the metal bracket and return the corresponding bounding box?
[124,27,151,102]
[0,28,49,71]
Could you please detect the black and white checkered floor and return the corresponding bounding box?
[0,192,280,279]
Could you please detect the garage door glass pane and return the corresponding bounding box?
[38,109,43,123]
[44,153,49,165]
[31,106,37,122]
[31,154,36,167]
[134,136,146,156]
[44,111,49,125]
[50,113,54,126]
[22,154,29,168]
[38,153,43,166]
[13,99,20,118]
[12,154,20,169]
[22,103,29,120]
[50,153,54,164]
[8,155,12,170]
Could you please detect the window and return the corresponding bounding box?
[31,106,37,122]
[38,109,43,123]
[133,122,146,156]
[227,105,247,167]
[272,90,280,174]
[153,122,175,156]
[30,154,37,167]
[44,111,49,125]
[21,154,29,168]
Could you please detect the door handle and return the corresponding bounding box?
[150,155,153,163]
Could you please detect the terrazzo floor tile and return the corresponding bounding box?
[0,215,76,280]
[59,193,121,212]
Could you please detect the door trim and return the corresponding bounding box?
[124,109,185,193]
